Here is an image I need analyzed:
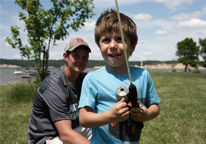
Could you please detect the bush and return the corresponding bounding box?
[193,69,201,73]
[7,79,39,103]
[171,69,176,72]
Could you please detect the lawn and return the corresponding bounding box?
[141,71,206,144]
[0,71,206,143]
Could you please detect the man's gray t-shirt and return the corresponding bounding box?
[28,67,86,144]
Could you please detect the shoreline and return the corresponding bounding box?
[1,65,206,86]
[0,80,22,86]
[94,63,206,70]
[1,63,205,70]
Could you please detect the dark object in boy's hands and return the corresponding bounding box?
[129,84,144,129]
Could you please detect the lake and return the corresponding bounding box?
[1,67,205,85]
[0,67,97,85]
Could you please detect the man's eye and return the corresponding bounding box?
[83,56,89,60]
[73,55,79,58]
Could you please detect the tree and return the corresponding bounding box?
[176,38,199,72]
[5,0,95,81]
[171,58,177,72]
[199,38,206,67]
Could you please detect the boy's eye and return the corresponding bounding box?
[102,38,110,43]
[116,38,122,43]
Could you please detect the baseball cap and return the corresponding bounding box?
[64,38,91,52]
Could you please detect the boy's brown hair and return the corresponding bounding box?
[95,9,138,48]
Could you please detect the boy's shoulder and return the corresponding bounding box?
[89,66,105,74]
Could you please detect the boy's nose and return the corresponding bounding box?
[110,39,117,48]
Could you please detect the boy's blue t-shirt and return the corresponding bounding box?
[79,66,160,144]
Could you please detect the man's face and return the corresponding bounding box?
[67,47,89,74]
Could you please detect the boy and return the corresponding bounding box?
[28,38,92,144]
[79,9,160,144]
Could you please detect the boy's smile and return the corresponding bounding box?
[99,32,135,74]
[108,53,122,59]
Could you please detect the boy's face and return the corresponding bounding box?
[99,32,135,71]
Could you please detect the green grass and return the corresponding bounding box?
[0,72,206,143]
[0,80,37,143]
[141,72,206,144]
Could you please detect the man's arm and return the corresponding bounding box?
[55,120,90,144]
[79,98,130,128]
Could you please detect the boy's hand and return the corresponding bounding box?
[109,98,130,122]
[130,105,148,122]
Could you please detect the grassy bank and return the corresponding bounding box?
[0,80,37,143]
[0,72,206,143]
[141,72,206,143]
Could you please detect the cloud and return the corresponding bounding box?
[144,52,152,55]
[93,0,144,8]
[82,21,95,31]
[135,19,175,31]
[176,18,206,29]
[166,53,170,56]
[202,5,206,14]
[170,13,190,21]
[170,11,201,21]
[152,0,195,10]
[0,5,10,15]
[13,54,21,59]
[154,30,168,35]
[134,13,152,22]
[49,51,62,60]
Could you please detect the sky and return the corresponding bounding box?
[0,0,206,62]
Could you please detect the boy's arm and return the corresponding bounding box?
[79,98,130,128]
[55,120,90,144]
[130,104,160,122]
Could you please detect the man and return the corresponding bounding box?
[28,38,92,144]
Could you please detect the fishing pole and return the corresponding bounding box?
[115,0,143,129]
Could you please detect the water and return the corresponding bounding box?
[0,67,97,85]
[1,67,205,85]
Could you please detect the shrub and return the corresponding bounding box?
[171,69,176,72]
[7,79,39,103]
[193,69,201,73]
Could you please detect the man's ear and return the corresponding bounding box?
[63,52,68,61]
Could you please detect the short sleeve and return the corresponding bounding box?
[145,71,160,107]
[78,73,98,111]
[42,88,70,121]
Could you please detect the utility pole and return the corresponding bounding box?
[141,41,146,68]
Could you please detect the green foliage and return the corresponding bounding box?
[176,38,199,71]
[171,69,176,72]
[6,79,39,103]
[193,69,201,73]
[5,0,95,81]
[0,84,33,143]
[172,58,177,70]
[199,38,206,67]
